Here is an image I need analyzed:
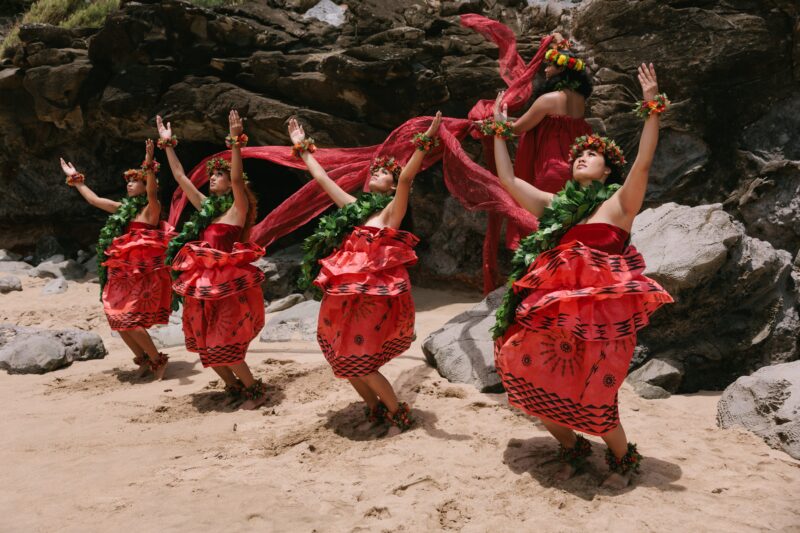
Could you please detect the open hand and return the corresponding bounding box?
[424,111,442,138]
[60,157,77,177]
[229,109,244,137]
[288,117,306,145]
[144,139,154,164]
[638,63,659,101]
[156,115,173,141]
[493,91,508,122]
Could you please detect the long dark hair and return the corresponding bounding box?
[534,67,593,99]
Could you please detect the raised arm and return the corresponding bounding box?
[227,109,249,221]
[611,63,661,222]
[384,111,442,229]
[142,139,161,217]
[156,115,205,210]
[288,117,356,208]
[60,158,120,213]
[491,92,554,218]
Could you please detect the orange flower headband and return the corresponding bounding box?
[568,135,626,172]
[123,169,145,182]
[370,156,402,181]
[206,157,249,181]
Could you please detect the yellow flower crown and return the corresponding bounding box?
[544,49,585,72]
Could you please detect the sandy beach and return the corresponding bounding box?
[1,277,799,532]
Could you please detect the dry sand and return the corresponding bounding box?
[1,276,799,532]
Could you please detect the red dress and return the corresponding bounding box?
[172,223,265,367]
[495,223,673,435]
[102,221,174,331]
[508,114,592,247]
[314,226,418,378]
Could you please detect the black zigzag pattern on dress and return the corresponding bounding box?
[199,342,249,366]
[326,280,410,296]
[174,271,265,298]
[317,333,414,378]
[501,371,620,435]
[107,309,170,330]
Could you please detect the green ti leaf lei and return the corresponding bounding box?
[96,194,148,299]
[554,79,582,92]
[491,180,621,339]
[164,193,234,308]
[298,192,393,299]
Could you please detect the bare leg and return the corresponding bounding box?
[539,417,582,481]
[348,377,380,410]
[118,330,149,377]
[125,327,167,380]
[211,365,238,387]
[359,371,399,413]
[600,424,633,489]
[228,361,267,410]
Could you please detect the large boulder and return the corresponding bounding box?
[256,243,304,301]
[717,361,800,460]
[422,287,504,392]
[260,300,320,342]
[31,259,86,280]
[148,309,186,349]
[633,203,800,392]
[0,323,106,374]
[625,358,684,400]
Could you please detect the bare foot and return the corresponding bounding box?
[601,472,632,490]
[153,361,167,381]
[554,463,577,482]
[135,363,150,378]
[240,393,267,410]
[385,426,402,438]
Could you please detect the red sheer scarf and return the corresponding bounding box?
[167,16,547,292]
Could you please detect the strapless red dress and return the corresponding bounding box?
[314,226,418,378]
[101,221,175,331]
[172,223,265,367]
[495,223,673,435]
[508,114,592,248]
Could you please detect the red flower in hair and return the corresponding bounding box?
[206,157,231,175]
[370,156,402,180]
[123,169,144,182]
[568,134,627,171]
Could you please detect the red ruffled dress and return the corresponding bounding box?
[172,223,266,367]
[508,115,592,247]
[102,221,175,331]
[495,223,673,435]
[314,226,418,378]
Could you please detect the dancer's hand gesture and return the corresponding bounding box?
[288,117,306,144]
[424,111,442,138]
[144,139,154,165]
[638,63,658,101]
[156,115,173,141]
[229,109,244,137]
[60,158,78,179]
[493,91,508,122]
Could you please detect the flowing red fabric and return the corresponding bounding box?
[172,223,265,368]
[101,221,174,331]
[507,115,592,248]
[495,224,673,435]
[315,226,418,378]
[166,16,549,291]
